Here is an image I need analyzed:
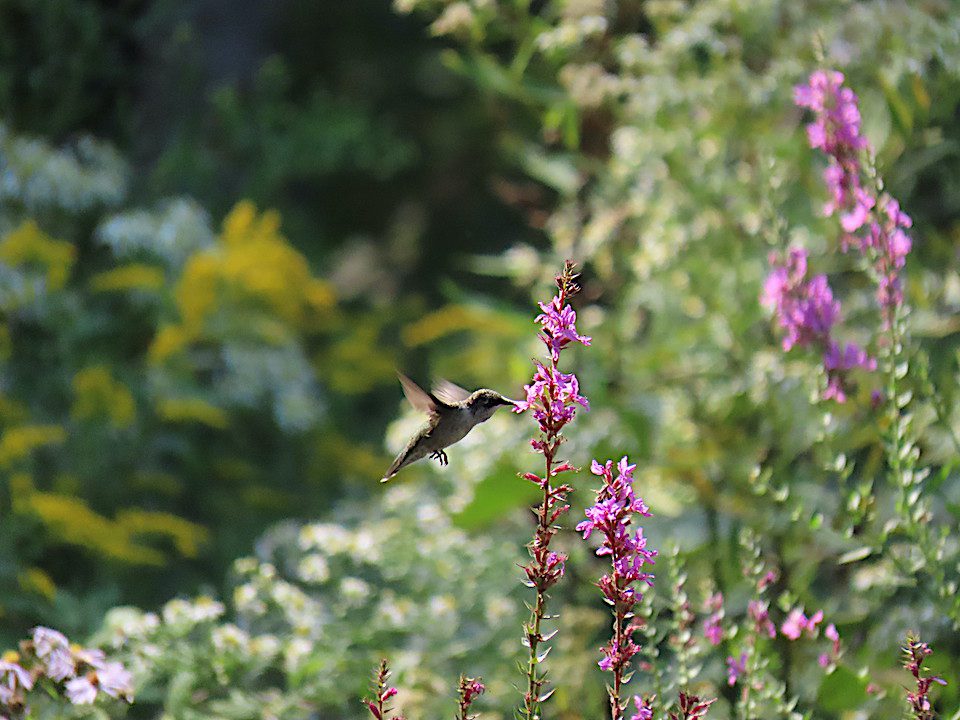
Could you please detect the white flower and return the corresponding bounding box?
[339,577,370,605]
[96,662,133,700]
[299,523,350,553]
[250,634,280,660]
[212,624,250,653]
[32,626,69,658]
[44,647,76,681]
[163,597,225,627]
[66,676,97,704]
[0,661,33,693]
[233,583,266,615]
[72,647,106,670]
[283,637,313,673]
[297,554,330,583]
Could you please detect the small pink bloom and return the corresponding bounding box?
[726,653,748,686]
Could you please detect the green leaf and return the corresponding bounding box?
[817,666,868,713]
[453,462,540,530]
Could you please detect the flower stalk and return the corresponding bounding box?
[902,635,946,720]
[456,674,485,720]
[514,260,591,718]
[578,457,657,720]
[364,659,403,720]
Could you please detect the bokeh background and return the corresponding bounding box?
[1,1,959,718]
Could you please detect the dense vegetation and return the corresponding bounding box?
[1,1,958,718]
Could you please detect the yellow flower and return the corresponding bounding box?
[116,509,208,558]
[176,253,219,333]
[26,493,165,566]
[0,425,67,468]
[71,366,136,428]
[0,220,75,290]
[18,567,56,601]
[148,325,193,364]
[402,304,517,346]
[89,263,165,293]
[166,202,336,344]
[157,398,229,429]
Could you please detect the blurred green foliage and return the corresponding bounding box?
[0,0,544,642]
[0,125,406,639]
[2,0,960,718]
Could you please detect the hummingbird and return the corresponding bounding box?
[381,373,516,482]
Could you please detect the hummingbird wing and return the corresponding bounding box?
[397,372,443,416]
[432,378,471,405]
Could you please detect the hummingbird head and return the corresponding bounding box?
[466,389,516,423]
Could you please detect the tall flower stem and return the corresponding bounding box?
[793,69,960,622]
[456,674,485,720]
[901,635,946,720]
[514,261,591,718]
[578,457,656,720]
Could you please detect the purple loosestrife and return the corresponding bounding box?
[762,246,875,402]
[364,660,403,720]
[668,692,717,720]
[630,695,654,720]
[902,636,947,720]
[747,600,776,640]
[780,607,823,641]
[578,456,657,720]
[818,623,842,669]
[702,592,724,646]
[513,260,591,718]
[726,653,747,687]
[794,69,913,327]
[456,674,485,720]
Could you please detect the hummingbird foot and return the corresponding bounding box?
[430,450,449,466]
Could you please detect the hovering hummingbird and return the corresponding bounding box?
[381,373,516,482]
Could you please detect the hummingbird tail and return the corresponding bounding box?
[381,449,410,482]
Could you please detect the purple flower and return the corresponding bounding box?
[781,607,823,640]
[703,615,724,646]
[582,455,657,715]
[762,248,840,351]
[630,696,654,720]
[794,70,867,155]
[66,676,98,705]
[764,248,876,403]
[456,674,485,720]
[726,653,748,686]
[535,295,591,362]
[364,659,403,720]
[902,636,947,720]
[747,600,776,639]
[795,69,914,326]
[702,592,724,645]
[514,363,589,425]
[517,262,590,718]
